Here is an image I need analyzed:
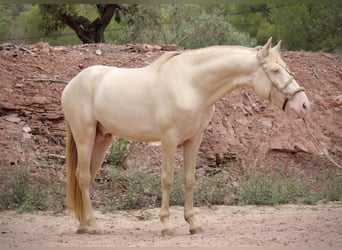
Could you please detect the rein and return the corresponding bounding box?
[258,58,305,111]
[303,118,342,170]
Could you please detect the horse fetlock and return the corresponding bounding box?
[88,228,102,235]
[184,211,195,223]
[185,212,202,234]
[161,228,174,237]
[87,217,97,227]
[76,225,89,234]
[159,210,170,223]
[190,226,204,235]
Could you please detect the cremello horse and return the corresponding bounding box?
[61,38,310,236]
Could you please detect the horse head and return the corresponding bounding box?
[254,37,311,118]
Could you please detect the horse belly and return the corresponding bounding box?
[96,113,160,142]
[93,75,161,141]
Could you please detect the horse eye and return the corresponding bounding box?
[272,69,280,73]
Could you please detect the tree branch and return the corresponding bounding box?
[60,13,93,43]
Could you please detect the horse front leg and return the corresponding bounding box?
[159,134,177,236]
[183,133,204,234]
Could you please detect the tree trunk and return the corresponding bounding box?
[61,4,120,44]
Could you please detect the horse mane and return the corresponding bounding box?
[148,51,182,72]
[148,45,259,72]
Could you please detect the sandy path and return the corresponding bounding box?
[0,204,341,247]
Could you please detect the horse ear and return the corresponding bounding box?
[259,37,272,59]
[274,40,282,51]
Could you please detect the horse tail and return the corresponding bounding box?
[66,121,86,224]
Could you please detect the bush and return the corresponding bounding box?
[103,168,161,211]
[107,138,136,167]
[116,5,256,49]
[195,172,228,206]
[238,173,308,206]
[0,167,49,212]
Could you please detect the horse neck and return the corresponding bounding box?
[184,47,258,106]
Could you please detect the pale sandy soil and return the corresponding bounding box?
[0,203,341,247]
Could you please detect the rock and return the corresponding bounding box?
[22,126,32,133]
[4,114,21,123]
[32,96,48,105]
[95,49,103,56]
[330,95,342,107]
[31,42,52,54]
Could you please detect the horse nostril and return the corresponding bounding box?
[303,103,307,110]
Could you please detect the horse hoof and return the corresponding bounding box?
[161,228,174,237]
[190,227,203,235]
[76,227,89,234]
[88,229,101,235]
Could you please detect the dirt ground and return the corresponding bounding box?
[0,204,341,247]
[0,42,341,247]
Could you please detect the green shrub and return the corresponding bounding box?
[0,167,50,212]
[238,170,308,206]
[195,172,228,206]
[0,167,30,210]
[103,168,161,211]
[17,185,49,212]
[170,172,184,206]
[107,138,136,167]
[116,5,256,49]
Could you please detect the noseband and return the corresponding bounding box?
[258,58,305,111]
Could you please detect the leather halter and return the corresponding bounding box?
[258,59,305,111]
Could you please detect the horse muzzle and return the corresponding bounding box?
[284,90,311,118]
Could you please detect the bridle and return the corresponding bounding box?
[258,58,305,111]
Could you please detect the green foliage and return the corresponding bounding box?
[0,5,12,40]
[230,4,342,52]
[16,5,78,45]
[1,4,341,52]
[169,172,184,206]
[195,172,228,206]
[115,4,256,49]
[266,4,313,51]
[1,167,30,208]
[102,168,161,211]
[38,4,78,33]
[0,167,49,212]
[107,138,136,167]
[238,171,308,205]
[229,4,270,39]
[238,166,342,206]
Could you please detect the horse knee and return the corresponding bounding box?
[161,175,173,190]
[184,176,195,190]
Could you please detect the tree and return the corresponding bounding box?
[309,4,342,52]
[229,4,342,52]
[229,4,270,39]
[264,4,312,50]
[0,5,12,40]
[38,4,122,43]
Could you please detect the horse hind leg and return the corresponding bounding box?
[90,126,113,186]
[74,140,95,234]
[69,122,98,234]
[85,125,113,234]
